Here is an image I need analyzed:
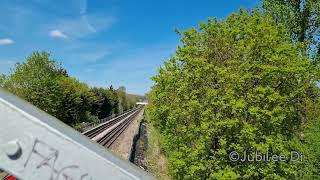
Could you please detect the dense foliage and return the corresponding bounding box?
[0,51,142,127]
[147,9,320,179]
[263,0,320,59]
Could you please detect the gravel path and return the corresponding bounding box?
[109,108,144,160]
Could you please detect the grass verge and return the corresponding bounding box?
[145,122,171,180]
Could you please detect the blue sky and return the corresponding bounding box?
[0,0,260,95]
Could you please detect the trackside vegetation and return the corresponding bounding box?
[0,51,143,128]
[147,8,320,180]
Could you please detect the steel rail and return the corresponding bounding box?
[82,108,137,133]
[99,108,141,148]
[83,107,143,148]
[82,107,138,138]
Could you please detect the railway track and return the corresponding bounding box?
[82,106,143,148]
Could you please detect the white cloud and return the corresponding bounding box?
[0,38,14,45]
[50,13,116,39]
[49,30,68,39]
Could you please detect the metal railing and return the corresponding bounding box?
[0,88,153,180]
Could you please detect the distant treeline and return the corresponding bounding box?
[0,51,144,128]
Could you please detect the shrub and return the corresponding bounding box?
[147,10,320,179]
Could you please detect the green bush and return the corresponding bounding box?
[147,10,320,179]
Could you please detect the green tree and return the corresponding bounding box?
[263,0,320,59]
[90,87,118,119]
[57,76,96,125]
[0,74,5,87]
[3,51,64,117]
[1,51,137,128]
[117,86,129,112]
[147,10,319,179]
